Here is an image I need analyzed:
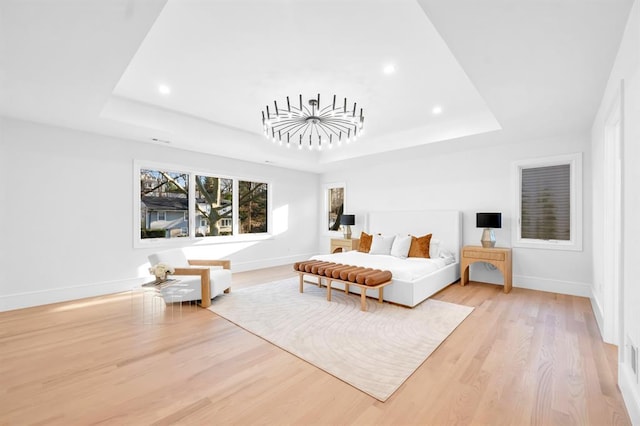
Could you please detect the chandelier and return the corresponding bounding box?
[261,94,365,151]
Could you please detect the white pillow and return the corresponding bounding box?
[429,238,441,258]
[439,248,456,265]
[148,249,190,268]
[369,234,396,255]
[390,234,412,258]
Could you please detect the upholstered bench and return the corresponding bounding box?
[293,261,393,311]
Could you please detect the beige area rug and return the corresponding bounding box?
[208,277,473,401]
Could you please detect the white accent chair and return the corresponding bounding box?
[148,249,231,308]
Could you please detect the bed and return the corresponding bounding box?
[311,210,461,307]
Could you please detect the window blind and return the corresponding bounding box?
[521,164,570,241]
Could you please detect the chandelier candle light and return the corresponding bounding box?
[262,94,365,151]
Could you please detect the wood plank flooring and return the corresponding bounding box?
[0,265,631,425]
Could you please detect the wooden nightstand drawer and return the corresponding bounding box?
[330,238,359,253]
[462,249,505,261]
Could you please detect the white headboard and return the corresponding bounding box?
[366,210,462,261]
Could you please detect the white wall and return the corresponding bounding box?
[592,0,640,422]
[0,117,319,311]
[321,131,592,297]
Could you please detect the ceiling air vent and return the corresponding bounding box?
[151,138,171,144]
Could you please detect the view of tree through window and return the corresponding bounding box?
[140,169,190,239]
[239,181,268,234]
[195,175,233,236]
[138,166,270,241]
[328,187,344,231]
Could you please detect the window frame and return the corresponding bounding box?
[512,153,583,251]
[134,160,273,248]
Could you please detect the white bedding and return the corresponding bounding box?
[310,251,447,282]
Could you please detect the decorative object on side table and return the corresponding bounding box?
[340,214,356,239]
[149,263,175,284]
[476,212,502,248]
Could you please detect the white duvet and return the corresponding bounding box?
[310,251,448,282]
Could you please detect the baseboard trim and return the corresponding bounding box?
[619,363,640,425]
[2,259,592,312]
[513,275,591,297]
[0,253,317,312]
[0,276,147,312]
[589,291,606,340]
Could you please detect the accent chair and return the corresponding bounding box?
[148,249,231,308]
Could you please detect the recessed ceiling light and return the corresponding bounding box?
[383,64,396,75]
[158,84,171,95]
[432,106,443,115]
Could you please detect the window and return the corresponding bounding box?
[239,180,268,234]
[135,162,271,246]
[195,175,233,236]
[513,153,582,251]
[140,169,190,240]
[324,183,345,233]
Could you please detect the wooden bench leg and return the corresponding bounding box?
[296,269,391,313]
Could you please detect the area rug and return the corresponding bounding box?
[208,277,473,401]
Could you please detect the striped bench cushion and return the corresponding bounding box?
[294,261,392,286]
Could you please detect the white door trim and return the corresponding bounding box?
[602,84,623,346]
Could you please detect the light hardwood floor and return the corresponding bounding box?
[0,265,631,425]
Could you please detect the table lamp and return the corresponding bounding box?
[476,212,502,248]
[340,214,355,239]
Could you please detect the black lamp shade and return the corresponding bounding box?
[340,214,355,226]
[476,212,502,229]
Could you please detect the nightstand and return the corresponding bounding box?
[460,245,512,293]
[330,238,360,253]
